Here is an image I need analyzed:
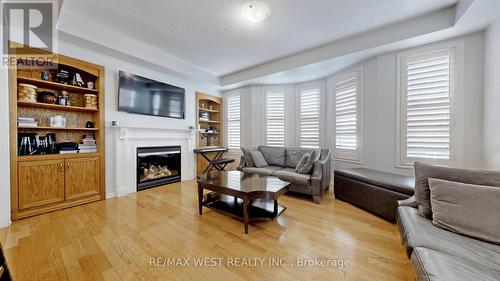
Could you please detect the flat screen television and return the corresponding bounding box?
[118,71,185,119]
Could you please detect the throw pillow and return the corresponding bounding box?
[414,162,500,219]
[257,146,286,167]
[241,147,257,167]
[297,150,317,174]
[429,178,500,245]
[250,151,268,168]
[294,153,310,173]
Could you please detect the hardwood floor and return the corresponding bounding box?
[0,181,412,280]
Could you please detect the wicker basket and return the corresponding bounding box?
[209,136,219,146]
[18,83,37,102]
[84,94,98,109]
[199,136,208,147]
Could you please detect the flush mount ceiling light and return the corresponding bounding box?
[243,1,270,23]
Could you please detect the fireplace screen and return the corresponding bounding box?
[137,146,181,191]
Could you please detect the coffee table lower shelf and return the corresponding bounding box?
[203,194,287,222]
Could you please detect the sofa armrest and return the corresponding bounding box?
[237,156,246,171]
[398,196,417,208]
[311,150,332,204]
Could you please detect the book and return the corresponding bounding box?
[59,150,79,154]
[78,143,97,148]
[18,122,38,127]
[18,117,35,122]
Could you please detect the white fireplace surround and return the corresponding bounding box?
[110,126,195,198]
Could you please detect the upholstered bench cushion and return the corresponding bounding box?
[334,168,415,221]
[273,168,311,185]
[334,168,415,195]
[242,166,283,176]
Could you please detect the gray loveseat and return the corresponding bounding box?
[237,146,331,204]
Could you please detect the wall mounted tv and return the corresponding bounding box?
[118,71,186,119]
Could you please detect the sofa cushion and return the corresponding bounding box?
[411,247,500,281]
[250,151,268,168]
[294,153,310,173]
[241,147,257,167]
[396,206,500,271]
[258,146,286,167]
[241,166,283,176]
[334,168,415,196]
[285,148,320,168]
[273,168,311,185]
[414,162,500,219]
[429,178,500,245]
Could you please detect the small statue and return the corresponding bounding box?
[41,71,50,81]
[56,70,70,84]
[72,72,84,87]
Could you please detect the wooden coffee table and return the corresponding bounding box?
[197,171,290,234]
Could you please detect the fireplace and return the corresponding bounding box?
[137,146,181,191]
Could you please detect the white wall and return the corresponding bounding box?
[332,32,484,176]
[227,32,485,176]
[0,35,219,227]
[483,19,500,169]
[57,38,220,197]
[0,44,11,228]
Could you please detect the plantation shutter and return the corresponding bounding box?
[335,72,359,151]
[402,49,453,164]
[227,94,241,148]
[265,91,285,147]
[299,87,320,148]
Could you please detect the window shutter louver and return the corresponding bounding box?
[265,91,285,147]
[335,72,359,152]
[227,94,241,149]
[299,87,320,148]
[401,49,454,164]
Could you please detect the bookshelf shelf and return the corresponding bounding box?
[17,76,98,94]
[17,100,99,112]
[17,126,99,131]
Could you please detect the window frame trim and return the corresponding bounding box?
[396,42,463,168]
[295,80,325,149]
[263,85,287,147]
[332,66,364,163]
[224,90,242,151]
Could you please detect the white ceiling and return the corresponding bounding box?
[59,0,457,76]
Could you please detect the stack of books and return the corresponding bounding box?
[17,117,38,127]
[79,135,97,153]
[58,143,79,154]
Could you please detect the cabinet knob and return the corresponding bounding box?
[66,162,70,170]
[60,163,64,172]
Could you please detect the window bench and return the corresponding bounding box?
[334,168,415,222]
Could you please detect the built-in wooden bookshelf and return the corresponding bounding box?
[9,48,105,220]
[195,92,223,175]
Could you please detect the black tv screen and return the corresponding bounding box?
[118,71,185,119]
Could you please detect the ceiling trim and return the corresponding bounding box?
[220,5,457,87]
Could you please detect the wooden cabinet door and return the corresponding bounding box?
[64,157,100,200]
[18,160,65,210]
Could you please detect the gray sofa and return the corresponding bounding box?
[397,197,500,281]
[237,146,331,204]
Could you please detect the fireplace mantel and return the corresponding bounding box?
[109,126,195,198]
